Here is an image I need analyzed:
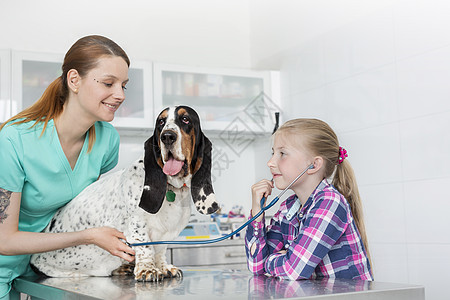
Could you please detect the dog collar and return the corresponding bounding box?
[167,182,188,189]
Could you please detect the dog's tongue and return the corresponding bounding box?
[163,158,184,176]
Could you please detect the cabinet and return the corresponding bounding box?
[110,60,153,128]
[5,52,280,131]
[0,50,11,123]
[167,239,247,269]
[154,63,280,133]
[11,51,64,116]
[10,51,153,128]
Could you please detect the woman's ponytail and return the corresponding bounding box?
[0,76,65,132]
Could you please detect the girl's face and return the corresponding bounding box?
[267,134,313,190]
[77,56,129,122]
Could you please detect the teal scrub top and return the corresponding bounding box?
[0,119,120,297]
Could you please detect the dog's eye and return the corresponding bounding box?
[181,116,190,124]
[159,119,165,126]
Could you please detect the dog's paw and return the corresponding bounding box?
[134,262,165,282]
[112,262,135,276]
[161,264,183,279]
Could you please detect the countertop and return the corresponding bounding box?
[13,268,424,300]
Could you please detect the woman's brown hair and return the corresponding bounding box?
[275,118,372,267]
[0,35,130,152]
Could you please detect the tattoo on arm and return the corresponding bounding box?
[0,188,12,224]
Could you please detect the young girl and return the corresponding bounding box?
[245,118,372,280]
[0,35,135,299]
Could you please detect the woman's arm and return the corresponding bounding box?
[0,189,134,261]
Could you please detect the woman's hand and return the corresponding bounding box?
[84,227,135,262]
[0,191,135,258]
[251,179,274,222]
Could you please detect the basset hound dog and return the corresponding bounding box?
[31,106,219,281]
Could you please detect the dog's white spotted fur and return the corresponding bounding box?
[30,106,218,281]
[31,160,147,277]
[195,188,217,215]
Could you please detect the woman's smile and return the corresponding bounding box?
[102,101,120,112]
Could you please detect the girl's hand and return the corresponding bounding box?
[251,179,274,222]
[85,227,135,262]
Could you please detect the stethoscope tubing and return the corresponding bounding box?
[129,164,313,247]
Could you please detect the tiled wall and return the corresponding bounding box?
[272,1,450,299]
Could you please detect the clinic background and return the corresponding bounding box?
[1,0,449,299]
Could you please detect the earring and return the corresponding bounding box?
[74,89,78,93]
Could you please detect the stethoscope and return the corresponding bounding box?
[128,163,314,247]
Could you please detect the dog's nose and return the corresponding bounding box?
[161,131,177,146]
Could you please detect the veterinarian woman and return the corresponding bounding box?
[0,35,135,299]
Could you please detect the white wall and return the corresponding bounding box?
[0,0,251,68]
[250,0,450,299]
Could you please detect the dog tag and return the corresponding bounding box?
[166,190,176,202]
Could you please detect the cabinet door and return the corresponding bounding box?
[154,63,280,133]
[11,51,63,116]
[0,50,11,123]
[111,60,153,128]
[11,52,153,129]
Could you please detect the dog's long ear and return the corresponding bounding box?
[139,132,167,214]
[191,132,219,215]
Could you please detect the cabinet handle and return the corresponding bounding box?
[225,252,246,258]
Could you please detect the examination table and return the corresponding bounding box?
[13,267,424,300]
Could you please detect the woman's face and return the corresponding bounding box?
[267,134,313,190]
[77,56,129,122]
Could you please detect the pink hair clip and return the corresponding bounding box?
[338,147,348,164]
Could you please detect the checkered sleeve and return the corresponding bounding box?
[245,208,286,275]
[264,191,349,280]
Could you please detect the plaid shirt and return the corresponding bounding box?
[245,179,373,281]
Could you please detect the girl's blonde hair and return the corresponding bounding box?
[0,35,130,152]
[275,118,371,265]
